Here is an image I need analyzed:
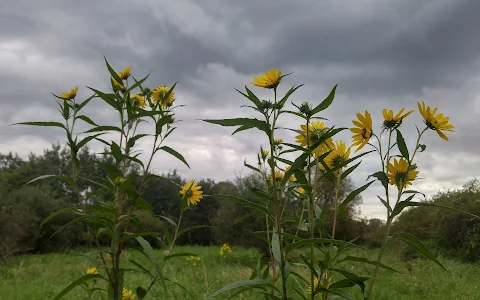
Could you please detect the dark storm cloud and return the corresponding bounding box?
[0,0,479,218]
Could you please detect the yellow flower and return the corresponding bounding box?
[261,149,269,159]
[275,138,284,145]
[131,94,146,108]
[268,170,284,181]
[284,166,296,182]
[297,187,306,194]
[86,267,98,275]
[186,255,201,266]
[220,243,232,256]
[350,110,373,152]
[180,180,203,206]
[306,273,333,296]
[387,158,419,189]
[417,101,455,141]
[322,141,351,176]
[122,287,135,300]
[295,122,334,157]
[152,85,175,108]
[59,86,79,100]
[382,108,414,130]
[118,66,131,80]
[251,68,283,89]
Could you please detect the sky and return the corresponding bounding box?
[1,0,479,218]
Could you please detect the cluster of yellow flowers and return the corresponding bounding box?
[220,243,232,257]
[351,102,454,189]
[185,255,201,266]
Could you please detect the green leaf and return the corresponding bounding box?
[40,207,81,227]
[156,115,173,135]
[285,238,364,254]
[77,134,103,150]
[232,124,254,135]
[244,159,262,173]
[15,121,66,130]
[84,125,123,134]
[135,197,153,214]
[340,161,361,181]
[104,56,123,87]
[378,196,392,213]
[341,181,374,208]
[240,86,262,108]
[391,201,480,219]
[215,194,274,221]
[159,146,190,168]
[128,72,150,92]
[396,129,409,160]
[271,230,281,264]
[136,287,147,300]
[203,118,271,136]
[338,256,401,273]
[77,95,94,111]
[88,88,119,109]
[417,144,426,152]
[206,279,276,299]
[391,232,446,270]
[278,84,304,108]
[159,215,177,227]
[311,84,337,115]
[367,171,389,190]
[53,274,105,300]
[26,174,76,187]
[110,141,123,165]
[77,115,98,126]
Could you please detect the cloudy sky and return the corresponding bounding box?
[1,0,479,218]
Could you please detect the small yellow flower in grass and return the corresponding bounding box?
[131,94,146,108]
[251,68,283,89]
[152,85,176,108]
[268,170,284,181]
[59,86,79,100]
[220,243,232,257]
[179,180,203,206]
[306,273,333,296]
[382,108,414,130]
[350,110,373,152]
[295,122,334,157]
[387,158,419,189]
[322,141,351,176]
[86,267,98,275]
[118,66,131,80]
[417,101,455,141]
[186,255,201,266]
[122,287,135,300]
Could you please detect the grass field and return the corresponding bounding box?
[0,245,479,299]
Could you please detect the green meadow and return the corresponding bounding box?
[1,246,478,300]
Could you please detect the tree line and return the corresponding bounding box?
[0,144,477,262]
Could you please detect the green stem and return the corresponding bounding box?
[365,216,393,300]
[169,210,184,252]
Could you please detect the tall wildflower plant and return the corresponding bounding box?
[16,58,203,300]
[350,104,478,299]
[204,69,375,300]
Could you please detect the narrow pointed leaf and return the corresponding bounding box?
[159,146,190,168]
[311,84,337,114]
[391,232,446,270]
[396,129,409,160]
